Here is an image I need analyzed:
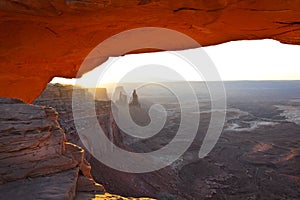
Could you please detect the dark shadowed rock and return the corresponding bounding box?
[0,168,79,200]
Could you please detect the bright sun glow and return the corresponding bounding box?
[51,39,300,86]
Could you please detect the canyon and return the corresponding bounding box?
[1,1,300,199]
[18,82,300,199]
[33,84,181,199]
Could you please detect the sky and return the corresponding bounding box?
[51,39,300,86]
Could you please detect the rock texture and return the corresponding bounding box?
[1,0,300,102]
[0,97,153,200]
[34,84,180,199]
[0,98,82,184]
[34,83,122,146]
[0,168,80,200]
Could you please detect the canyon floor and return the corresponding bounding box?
[31,81,300,199]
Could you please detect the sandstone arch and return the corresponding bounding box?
[0,0,300,102]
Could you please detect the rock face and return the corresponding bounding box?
[34,84,180,199]
[34,83,121,146]
[1,0,300,102]
[0,97,154,200]
[0,168,80,200]
[0,98,82,184]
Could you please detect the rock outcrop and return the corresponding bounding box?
[34,83,121,146]
[1,0,300,102]
[0,98,83,184]
[114,86,128,106]
[129,90,141,108]
[0,97,154,199]
[34,84,180,199]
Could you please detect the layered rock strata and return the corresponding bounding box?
[0,97,154,200]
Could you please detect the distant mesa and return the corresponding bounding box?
[38,83,87,99]
[38,83,110,102]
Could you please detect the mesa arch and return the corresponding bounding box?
[1,0,300,102]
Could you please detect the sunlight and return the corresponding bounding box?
[205,39,300,80]
[51,39,300,86]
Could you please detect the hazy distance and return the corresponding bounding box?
[51,39,300,86]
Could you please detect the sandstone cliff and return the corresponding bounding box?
[34,84,182,199]
[0,97,154,200]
